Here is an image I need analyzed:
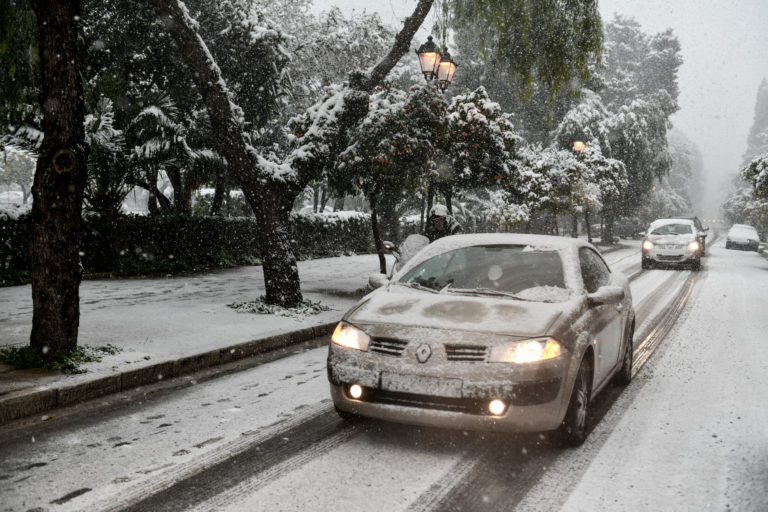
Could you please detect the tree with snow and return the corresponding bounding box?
[0,148,35,204]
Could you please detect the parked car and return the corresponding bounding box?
[641,218,702,270]
[725,224,760,251]
[615,218,645,239]
[327,233,635,447]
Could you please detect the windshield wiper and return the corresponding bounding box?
[446,287,532,301]
[396,281,440,293]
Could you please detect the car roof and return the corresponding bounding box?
[424,233,594,252]
[648,218,695,228]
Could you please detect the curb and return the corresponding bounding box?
[0,322,337,425]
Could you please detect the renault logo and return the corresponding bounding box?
[416,344,432,363]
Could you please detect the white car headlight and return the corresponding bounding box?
[687,240,700,252]
[331,322,370,351]
[642,240,654,251]
[489,337,564,364]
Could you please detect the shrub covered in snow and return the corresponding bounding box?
[0,211,373,285]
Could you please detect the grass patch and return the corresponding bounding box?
[228,296,331,318]
[0,344,123,374]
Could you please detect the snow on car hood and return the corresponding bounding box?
[346,286,581,337]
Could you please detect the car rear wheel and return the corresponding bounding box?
[615,323,634,386]
[556,358,592,447]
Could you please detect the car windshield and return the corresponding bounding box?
[397,244,568,301]
[650,223,693,235]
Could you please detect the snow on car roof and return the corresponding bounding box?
[648,218,695,228]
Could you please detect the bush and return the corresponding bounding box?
[0,211,374,284]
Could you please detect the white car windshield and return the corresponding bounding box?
[397,244,568,300]
[650,223,693,235]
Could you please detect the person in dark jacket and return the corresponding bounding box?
[424,204,462,242]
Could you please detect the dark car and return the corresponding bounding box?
[680,216,709,255]
[328,234,635,447]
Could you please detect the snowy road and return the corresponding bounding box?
[2,239,766,511]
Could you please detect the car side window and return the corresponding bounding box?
[579,248,611,293]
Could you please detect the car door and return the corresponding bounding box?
[579,247,624,384]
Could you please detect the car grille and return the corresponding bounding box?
[445,344,488,362]
[367,389,486,414]
[369,337,408,356]
[657,255,684,261]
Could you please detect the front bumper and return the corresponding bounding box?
[642,244,700,266]
[327,342,576,432]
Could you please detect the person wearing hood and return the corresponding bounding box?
[424,204,463,242]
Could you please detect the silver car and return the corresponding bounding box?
[327,234,635,446]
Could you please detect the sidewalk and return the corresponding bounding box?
[0,254,387,424]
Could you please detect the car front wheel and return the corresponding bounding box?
[556,358,592,447]
[641,258,652,270]
[615,322,634,386]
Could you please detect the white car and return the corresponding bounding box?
[641,218,702,270]
[725,224,760,251]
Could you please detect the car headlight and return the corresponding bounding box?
[489,337,564,364]
[687,240,700,252]
[331,322,370,351]
[642,240,654,252]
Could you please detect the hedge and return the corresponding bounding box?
[0,212,374,286]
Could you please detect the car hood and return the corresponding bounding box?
[345,287,582,338]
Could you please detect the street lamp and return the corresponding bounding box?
[573,140,586,154]
[415,36,441,81]
[436,50,458,92]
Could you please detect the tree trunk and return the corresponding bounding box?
[369,195,387,275]
[250,187,302,306]
[585,211,592,243]
[210,169,226,216]
[28,0,88,360]
[571,214,578,238]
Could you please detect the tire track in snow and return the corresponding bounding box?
[91,401,337,512]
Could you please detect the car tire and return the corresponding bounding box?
[691,259,701,271]
[556,358,592,447]
[641,259,652,270]
[725,241,731,249]
[615,322,634,386]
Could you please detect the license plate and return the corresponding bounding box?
[380,372,462,398]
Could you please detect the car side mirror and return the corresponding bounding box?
[369,273,389,289]
[587,285,625,307]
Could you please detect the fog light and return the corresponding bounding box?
[488,399,506,416]
[348,384,363,399]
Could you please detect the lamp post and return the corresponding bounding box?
[572,140,586,239]
[415,36,457,91]
[415,36,441,81]
[436,50,458,92]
